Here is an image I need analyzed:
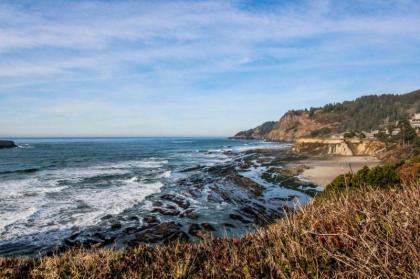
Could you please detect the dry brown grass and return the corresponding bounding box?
[1,182,419,279]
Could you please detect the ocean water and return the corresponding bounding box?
[0,137,313,256]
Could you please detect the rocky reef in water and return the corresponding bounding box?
[0,140,17,149]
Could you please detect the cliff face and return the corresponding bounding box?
[232,111,336,141]
[293,138,386,156]
[232,121,276,140]
[266,111,337,142]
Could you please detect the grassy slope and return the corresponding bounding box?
[1,182,419,278]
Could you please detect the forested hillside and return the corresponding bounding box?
[233,89,420,141]
[309,89,420,132]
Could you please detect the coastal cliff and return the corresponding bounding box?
[0,140,17,149]
[292,138,386,156]
[232,89,420,142]
[266,111,336,141]
[232,121,276,140]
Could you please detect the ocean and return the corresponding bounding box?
[0,137,315,256]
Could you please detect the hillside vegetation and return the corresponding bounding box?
[312,89,420,132]
[233,89,420,141]
[2,162,419,278]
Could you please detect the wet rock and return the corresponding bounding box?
[256,157,274,164]
[227,174,264,196]
[131,222,182,244]
[101,236,116,246]
[0,140,17,149]
[207,191,224,203]
[83,238,103,247]
[267,208,283,219]
[208,164,236,176]
[201,223,215,231]
[239,205,269,225]
[261,167,318,197]
[68,232,80,240]
[110,222,122,230]
[179,176,206,190]
[152,201,163,207]
[152,207,180,216]
[123,227,138,234]
[180,209,199,219]
[64,238,81,247]
[270,196,295,202]
[188,224,201,237]
[165,231,189,243]
[189,188,202,198]
[92,232,106,240]
[180,165,205,172]
[206,185,232,203]
[101,214,113,220]
[124,220,160,235]
[161,194,190,209]
[237,159,252,170]
[128,215,139,221]
[222,223,236,228]
[188,223,214,239]
[220,191,232,202]
[143,215,159,224]
[191,177,207,189]
[251,202,268,213]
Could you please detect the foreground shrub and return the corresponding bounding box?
[326,162,403,192]
[1,182,419,279]
[397,160,420,184]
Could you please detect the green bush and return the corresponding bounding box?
[343,131,356,138]
[326,163,402,193]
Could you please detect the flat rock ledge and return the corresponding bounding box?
[0,140,17,149]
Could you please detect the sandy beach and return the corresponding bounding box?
[289,156,381,187]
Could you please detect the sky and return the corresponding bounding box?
[0,0,419,137]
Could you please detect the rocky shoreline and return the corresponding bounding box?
[0,146,321,257]
[0,140,382,258]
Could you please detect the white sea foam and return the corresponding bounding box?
[17,144,33,149]
[233,142,291,152]
[0,207,37,233]
[0,158,167,241]
[103,159,168,169]
[0,177,163,240]
[158,170,171,178]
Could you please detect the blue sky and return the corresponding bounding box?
[0,0,419,137]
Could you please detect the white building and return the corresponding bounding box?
[410,113,420,133]
[391,128,401,136]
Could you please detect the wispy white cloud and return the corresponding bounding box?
[1,0,419,78]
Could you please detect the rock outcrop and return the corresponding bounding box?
[232,121,276,140]
[0,140,17,149]
[266,111,337,142]
[232,110,340,142]
[292,138,386,157]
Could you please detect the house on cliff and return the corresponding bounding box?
[410,113,420,133]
